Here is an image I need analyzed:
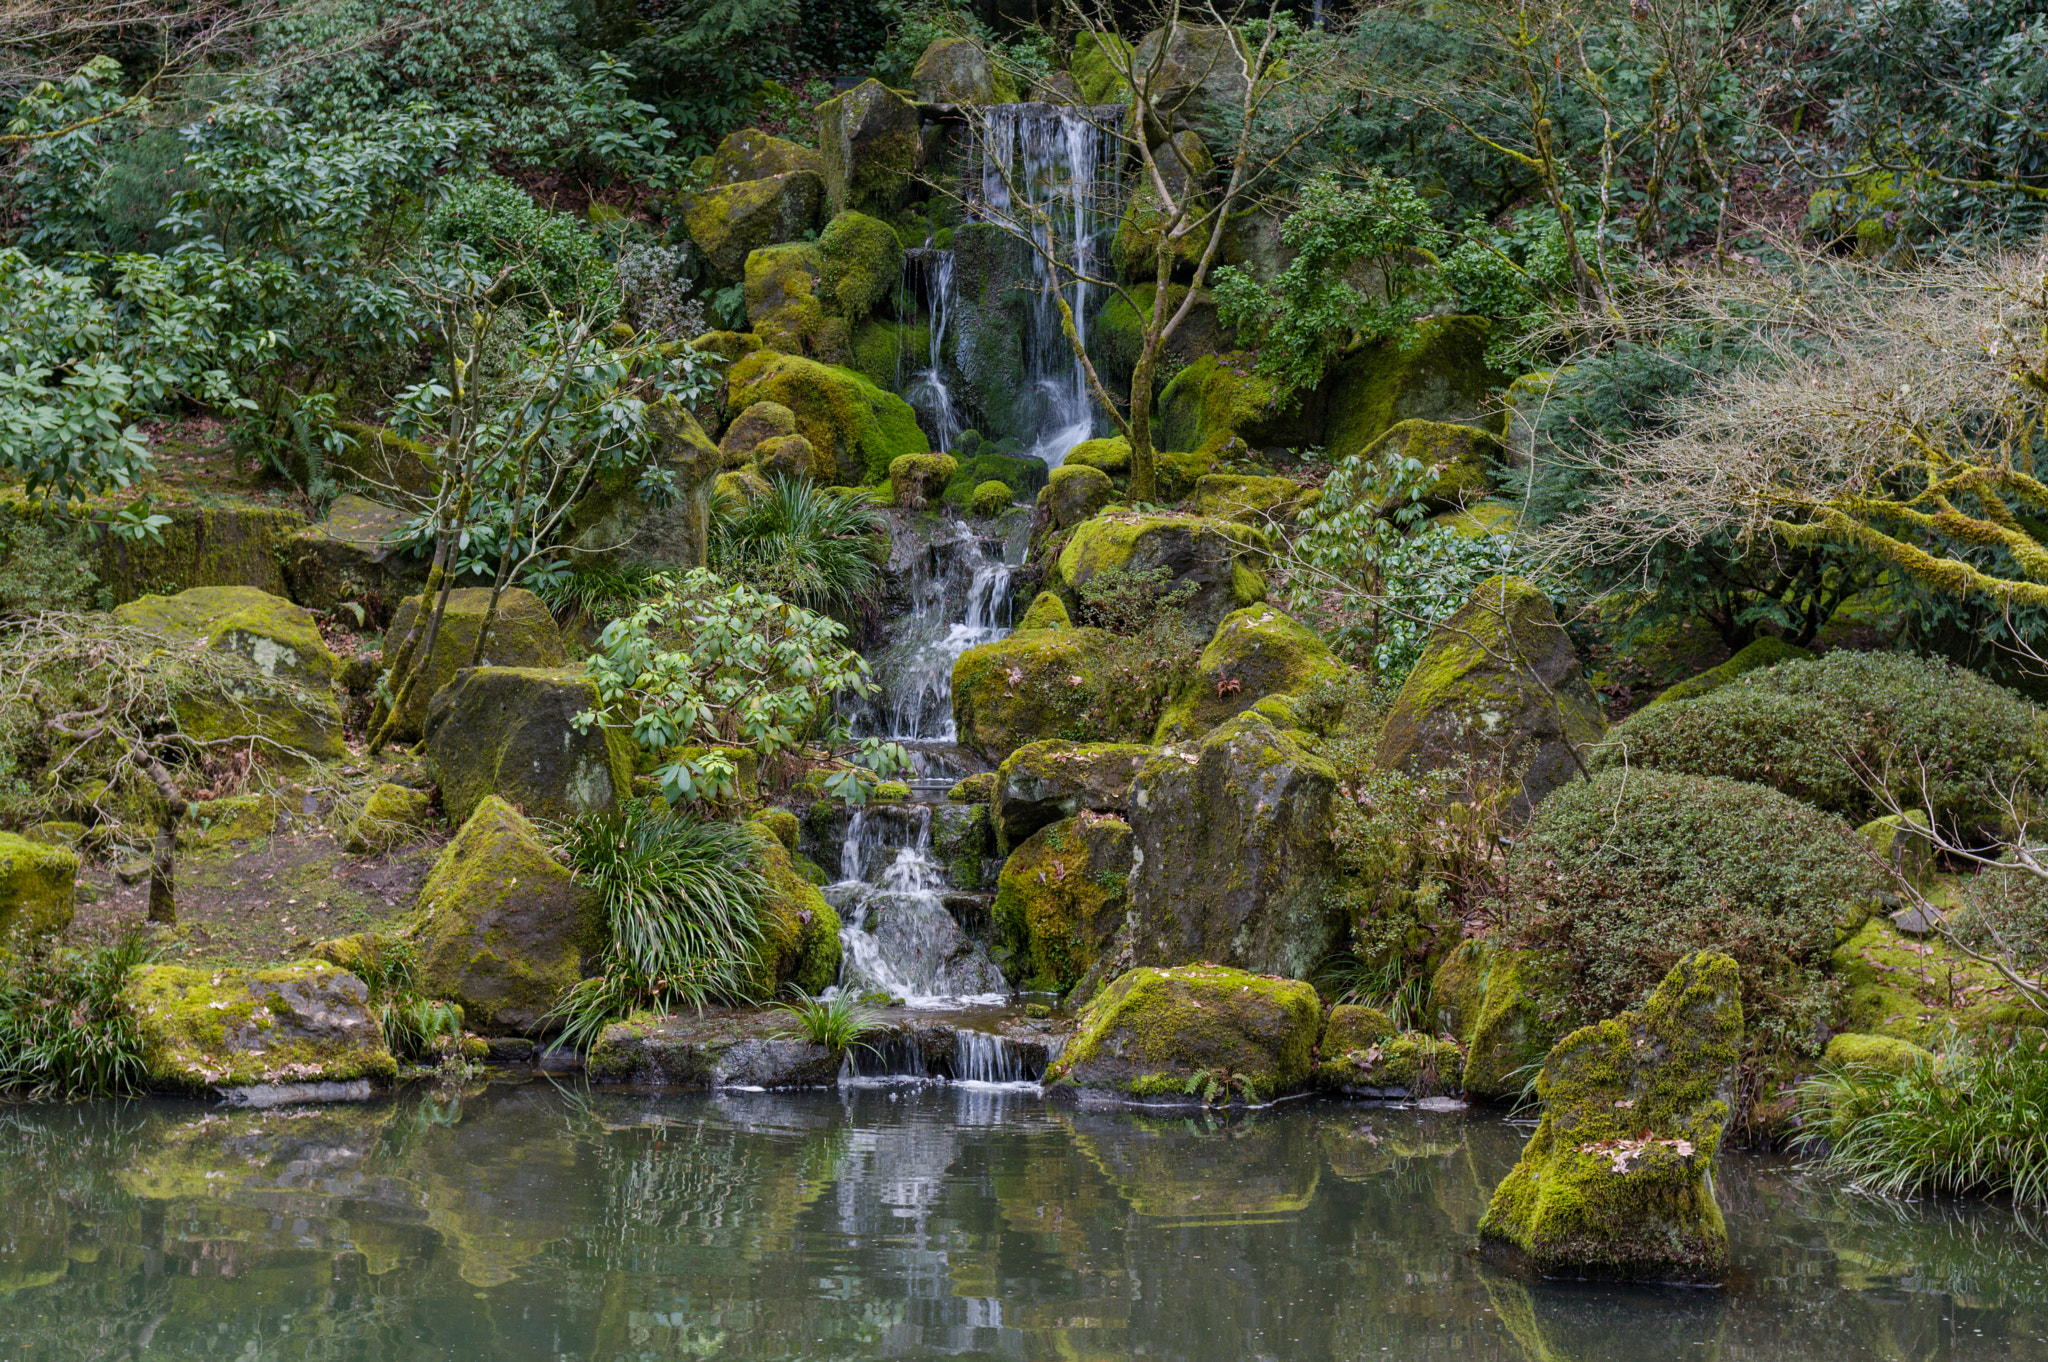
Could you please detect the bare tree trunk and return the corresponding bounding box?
[140,748,187,926]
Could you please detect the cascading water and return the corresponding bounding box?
[901,248,963,452]
[826,806,1007,1007]
[976,103,1121,468]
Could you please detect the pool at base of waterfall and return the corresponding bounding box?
[2,1084,2042,1360]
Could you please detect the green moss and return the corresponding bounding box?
[1064,437,1131,478]
[1823,1030,1934,1075]
[1832,918,2045,1044]
[992,814,1133,992]
[54,493,306,607]
[817,80,920,217]
[817,211,903,322]
[951,627,1120,761]
[728,349,929,486]
[1325,318,1500,462]
[1154,605,1345,741]
[1432,499,1520,540]
[941,450,1049,508]
[183,793,278,850]
[1017,591,1071,631]
[117,585,337,686]
[1315,1018,1462,1096]
[1322,1003,1395,1052]
[1053,511,1267,630]
[0,831,76,936]
[121,962,399,1091]
[1857,809,1935,893]
[749,825,844,996]
[755,807,800,851]
[1460,946,1559,1098]
[1649,636,1810,707]
[1478,951,1742,1283]
[1156,352,1290,467]
[383,587,566,741]
[969,480,1013,516]
[1044,963,1324,1101]
[1363,418,1502,508]
[1070,30,1134,104]
[848,318,927,390]
[1041,463,1115,530]
[1190,474,1302,523]
[872,780,913,801]
[889,451,959,508]
[679,171,825,281]
[708,129,825,184]
[744,243,849,363]
[948,772,996,804]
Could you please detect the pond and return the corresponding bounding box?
[0,1081,2043,1360]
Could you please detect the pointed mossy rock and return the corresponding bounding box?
[719,400,798,468]
[416,796,603,1036]
[1479,951,1743,1283]
[744,242,848,363]
[0,831,76,937]
[706,129,826,185]
[1326,317,1502,461]
[1131,23,1248,139]
[1190,473,1303,524]
[678,170,825,283]
[1126,712,1344,980]
[748,823,844,996]
[382,587,567,742]
[569,397,723,572]
[113,585,346,761]
[728,349,929,487]
[993,739,1154,847]
[911,36,1019,104]
[1016,590,1071,631]
[283,494,428,626]
[424,667,635,826]
[817,210,903,323]
[1647,635,1810,708]
[1362,418,1502,510]
[1154,605,1345,742]
[951,627,1120,762]
[817,79,920,218]
[889,451,958,508]
[1831,918,2046,1045]
[342,782,434,854]
[122,962,397,1093]
[1046,963,1321,1103]
[1053,511,1266,636]
[993,813,1134,993]
[1376,575,1604,817]
[1041,463,1114,530]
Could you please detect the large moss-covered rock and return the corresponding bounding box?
[1824,1031,1934,1075]
[1044,963,1321,1103]
[1016,591,1071,631]
[1053,511,1266,635]
[323,419,437,497]
[424,667,635,826]
[1376,576,1604,816]
[1157,351,1318,466]
[1364,418,1502,509]
[951,627,1118,762]
[382,587,567,741]
[942,447,1050,509]
[415,796,603,1035]
[282,494,428,625]
[749,825,844,996]
[719,400,798,468]
[123,962,397,1092]
[1190,474,1302,524]
[727,349,929,486]
[1479,951,1743,1283]
[993,740,1154,846]
[1131,24,1247,138]
[1648,635,1810,707]
[565,396,722,570]
[1089,282,1232,398]
[678,171,825,283]
[707,129,825,185]
[1154,605,1344,742]
[744,242,846,363]
[817,79,920,218]
[80,496,306,606]
[993,813,1134,993]
[1111,131,1214,281]
[1327,317,1501,461]
[1831,918,2045,1045]
[888,451,958,508]
[1071,30,1135,105]
[817,210,903,323]
[912,36,1018,104]
[114,585,346,760]
[1041,463,1114,529]
[0,831,76,936]
[1125,712,1343,980]
[1455,945,1561,1099]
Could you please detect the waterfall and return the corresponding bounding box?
[903,249,962,452]
[826,807,1008,1006]
[976,103,1121,468]
[952,1030,1026,1083]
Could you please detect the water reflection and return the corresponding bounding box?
[0,1084,2041,1360]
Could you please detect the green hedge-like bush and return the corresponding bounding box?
[1499,768,1883,1052]
[424,174,617,321]
[1596,650,2045,828]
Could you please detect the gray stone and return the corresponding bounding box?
[424,666,636,826]
[993,739,1153,846]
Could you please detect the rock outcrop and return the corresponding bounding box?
[283,493,429,625]
[817,79,920,218]
[123,962,397,1092]
[424,667,635,826]
[381,588,567,741]
[1153,605,1345,741]
[726,349,929,486]
[992,813,1134,993]
[1053,511,1266,635]
[1479,951,1743,1283]
[993,739,1153,846]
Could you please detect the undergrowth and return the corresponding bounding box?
[772,989,878,1054]
[0,931,155,1099]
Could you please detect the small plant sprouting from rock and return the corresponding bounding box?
[349,941,464,1063]
[1181,1067,1262,1107]
[771,989,880,1056]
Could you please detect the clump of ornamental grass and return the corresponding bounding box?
[771,989,879,1054]
[0,931,155,1099]
[709,476,887,616]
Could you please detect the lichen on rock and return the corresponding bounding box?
[122,961,397,1092]
[992,813,1134,993]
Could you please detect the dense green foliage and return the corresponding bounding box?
[423,175,619,319]
[547,803,770,1052]
[0,933,154,1099]
[709,477,888,615]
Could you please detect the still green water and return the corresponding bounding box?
[0,1081,2042,1360]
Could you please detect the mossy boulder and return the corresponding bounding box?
[569,395,725,576]
[1157,351,1313,466]
[948,772,996,804]
[969,480,1013,517]
[1479,951,1743,1283]
[706,129,826,185]
[76,495,306,606]
[744,242,846,363]
[889,451,959,509]
[1376,576,1605,817]
[911,36,1018,104]
[749,826,844,996]
[424,667,635,826]
[1063,436,1131,479]
[993,813,1134,992]
[1831,918,2045,1045]
[1044,963,1321,1103]
[930,800,992,888]
[678,171,826,283]
[1154,605,1345,742]
[415,796,604,1035]
[322,419,437,498]
[1859,809,1936,893]
[177,793,277,849]
[941,447,1049,509]
[1041,463,1114,529]
[1326,317,1501,461]
[382,588,567,741]
[0,831,76,936]
[123,962,397,1093]
[1364,418,1502,509]
[719,400,799,468]
[342,783,434,854]
[1648,635,1810,707]
[114,585,347,761]
[1316,1027,1464,1099]
[753,433,821,481]
[283,494,429,626]
[1125,712,1344,980]
[1456,946,1561,1099]
[1190,474,1302,524]
[728,349,929,486]
[1823,1031,1934,1075]
[817,79,920,218]
[951,626,1119,762]
[1054,511,1266,635]
[993,740,1154,846]
[817,210,903,323]
[1131,24,1247,139]
[1071,30,1134,105]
